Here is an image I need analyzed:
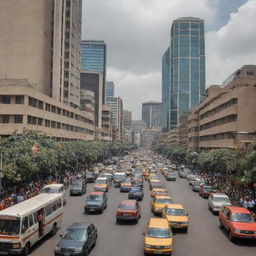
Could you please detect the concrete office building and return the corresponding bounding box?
[80,90,95,114]
[162,48,170,131]
[102,105,112,141]
[187,65,256,151]
[142,101,163,129]
[123,110,132,143]
[0,0,82,108]
[106,97,123,141]
[80,71,104,128]
[0,80,94,140]
[0,0,96,140]
[169,17,205,130]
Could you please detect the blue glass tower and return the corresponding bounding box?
[81,40,106,73]
[169,17,205,130]
[162,47,170,131]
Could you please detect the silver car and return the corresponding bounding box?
[208,193,231,214]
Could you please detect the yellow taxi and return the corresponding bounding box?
[151,188,168,197]
[162,204,189,232]
[148,174,158,182]
[144,218,173,255]
[151,195,173,215]
[94,177,109,192]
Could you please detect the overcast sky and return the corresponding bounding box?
[82,0,256,120]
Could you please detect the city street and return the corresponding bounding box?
[31,171,256,256]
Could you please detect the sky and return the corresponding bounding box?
[82,0,256,120]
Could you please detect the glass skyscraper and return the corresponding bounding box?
[169,17,205,130]
[162,47,170,131]
[81,40,106,73]
[142,101,163,129]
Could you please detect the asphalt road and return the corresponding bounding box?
[31,170,256,256]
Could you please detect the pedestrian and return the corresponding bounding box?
[37,208,44,237]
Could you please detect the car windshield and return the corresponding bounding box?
[119,204,136,210]
[212,197,230,202]
[156,198,173,204]
[41,187,60,193]
[231,213,255,223]
[155,190,166,194]
[63,228,87,241]
[96,180,107,184]
[204,187,213,191]
[87,195,103,201]
[114,174,125,179]
[0,218,21,235]
[166,208,185,216]
[146,228,171,238]
[130,188,141,192]
[72,184,82,188]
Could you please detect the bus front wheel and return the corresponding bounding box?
[23,243,30,256]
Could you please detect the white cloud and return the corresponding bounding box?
[82,0,255,119]
[108,68,161,119]
[206,0,256,86]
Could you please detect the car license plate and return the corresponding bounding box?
[64,253,70,256]
[0,252,8,255]
[90,209,96,212]
[123,213,130,216]
[153,251,163,254]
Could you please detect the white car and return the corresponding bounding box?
[41,183,67,205]
[208,193,231,214]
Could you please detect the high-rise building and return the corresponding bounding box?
[81,40,106,73]
[142,101,163,129]
[169,17,205,130]
[106,97,123,141]
[162,47,170,131]
[0,0,95,141]
[80,71,104,128]
[81,40,106,100]
[123,110,132,130]
[105,81,115,98]
[0,0,82,109]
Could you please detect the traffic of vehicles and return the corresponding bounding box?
[0,150,255,255]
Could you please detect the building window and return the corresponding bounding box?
[14,115,23,123]
[15,96,24,104]
[57,108,61,115]
[38,118,43,126]
[38,100,44,109]
[2,96,11,104]
[2,115,9,123]
[27,116,37,125]
[51,106,56,113]
[51,121,56,128]
[45,103,51,111]
[45,119,51,127]
[28,97,37,108]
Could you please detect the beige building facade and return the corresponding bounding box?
[0,0,82,108]
[0,80,94,141]
[188,65,256,151]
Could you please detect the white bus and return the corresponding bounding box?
[0,193,63,255]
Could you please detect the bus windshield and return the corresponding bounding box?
[0,217,21,236]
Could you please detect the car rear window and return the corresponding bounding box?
[119,204,136,210]
[231,213,255,223]
[156,198,173,204]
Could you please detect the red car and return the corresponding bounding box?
[219,206,256,241]
[199,185,216,198]
[116,200,141,223]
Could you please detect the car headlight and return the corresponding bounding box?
[75,247,83,252]
[234,229,240,233]
[12,243,21,249]
[55,246,61,252]
[145,244,153,248]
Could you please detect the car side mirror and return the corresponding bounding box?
[186,213,189,216]
[59,234,63,238]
